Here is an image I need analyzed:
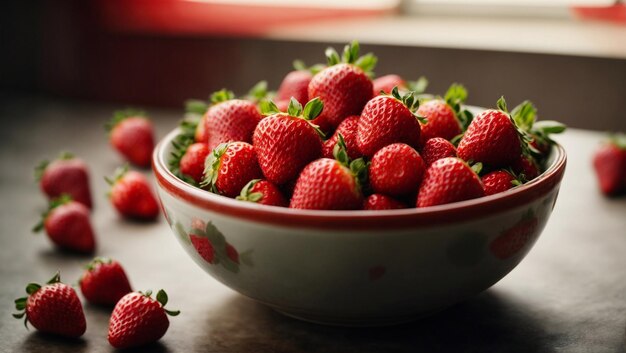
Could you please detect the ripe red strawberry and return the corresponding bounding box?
[421,137,457,166]
[108,289,179,349]
[178,143,210,184]
[107,166,160,221]
[79,258,133,306]
[203,90,263,150]
[372,74,406,95]
[33,196,96,253]
[236,179,288,207]
[369,143,425,197]
[35,152,93,209]
[363,194,407,210]
[457,97,523,168]
[512,154,540,181]
[13,272,86,338]
[190,234,216,264]
[107,110,155,168]
[253,98,324,185]
[490,212,538,259]
[417,157,484,207]
[357,87,425,157]
[593,134,626,196]
[322,115,362,160]
[417,84,471,146]
[482,170,521,196]
[276,70,312,105]
[308,41,375,129]
[201,141,263,197]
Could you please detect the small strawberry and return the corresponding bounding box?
[363,194,407,210]
[108,289,179,349]
[482,170,522,196]
[168,114,206,185]
[593,133,626,196]
[178,143,210,184]
[308,40,376,128]
[201,141,263,198]
[512,154,540,181]
[35,152,93,209]
[253,98,324,185]
[372,74,406,95]
[357,87,425,157]
[33,196,96,253]
[369,143,425,197]
[203,90,263,150]
[106,166,160,221]
[417,157,484,207]
[421,137,457,166]
[417,83,472,145]
[184,99,209,144]
[276,68,313,106]
[490,211,538,259]
[322,115,362,160]
[79,257,133,306]
[236,179,288,207]
[13,272,86,338]
[106,110,155,168]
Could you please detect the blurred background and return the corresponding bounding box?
[2,0,625,130]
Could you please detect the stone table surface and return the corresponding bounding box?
[0,96,624,353]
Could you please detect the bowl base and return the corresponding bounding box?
[272,307,443,327]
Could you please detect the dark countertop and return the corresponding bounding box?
[0,96,625,353]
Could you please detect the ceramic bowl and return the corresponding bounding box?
[153,128,567,326]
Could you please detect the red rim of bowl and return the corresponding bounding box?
[153,128,567,230]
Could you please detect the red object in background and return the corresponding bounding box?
[572,4,626,24]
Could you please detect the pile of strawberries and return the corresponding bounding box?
[170,41,566,209]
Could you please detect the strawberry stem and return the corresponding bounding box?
[210,89,235,104]
[236,179,263,203]
[200,143,229,193]
[105,109,147,132]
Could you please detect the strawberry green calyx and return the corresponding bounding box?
[293,59,326,75]
[185,99,209,115]
[32,195,73,233]
[325,40,378,74]
[139,289,180,317]
[333,133,369,190]
[84,257,112,272]
[444,83,473,130]
[245,80,270,102]
[260,98,325,137]
[236,179,263,203]
[259,100,282,115]
[13,272,62,327]
[105,109,147,133]
[608,133,626,150]
[390,86,428,124]
[495,96,537,157]
[105,165,129,188]
[406,76,429,95]
[210,89,235,105]
[470,162,483,176]
[168,115,201,184]
[34,151,75,181]
[200,143,229,193]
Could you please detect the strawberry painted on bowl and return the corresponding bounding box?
[153,128,566,326]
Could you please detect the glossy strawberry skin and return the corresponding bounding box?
[204,99,262,150]
[179,143,210,183]
[80,261,132,306]
[290,158,362,210]
[593,143,626,196]
[110,117,154,168]
[417,157,484,207]
[421,137,457,166]
[26,283,86,338]
[482,170,516,196]
[40,158,92,209]
[417,100,462,146]
[110,171,160,221]
[512,155,540,181]
[45,201,96,253]
[357,95,421,157]
[190,234,215,264]
[253,114,322,185]
[108,292,169,349]
[322,115,362,160]
[246,180,288,207]
[212,142,263,197]
[276,70,312,104]
[372,74,406,96]
[308,63,373,128]
[363,194,407,210]
[457,109,521,167]
[369,143,425,197]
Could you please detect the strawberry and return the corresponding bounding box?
[253,98,324,185]
[357,87,425,157]
[482,170,521,196]
[106,110,155,168]
[276,69,313,106]
[201,141,263,197]
[490,211,538,259]
[369,143,425,197]
[363,194,407,210]
[108,289,179,349]
[236,179,288,207]
[178,143,210,184]
[168,114,207,185]
[290,135,366,210]
[372,74,406,95]
[421,137,457,166]
[13,272,86,338]
[508,100,566,159]
[308,41,376,129]
[593,134,626,196]
[512,154,540,181]
[202,90,263,150]
[33,196,96,253]
[79,257,133,306]
[417,157,484,207]
[35,152,93,209]
[417,83,472,145]
[106,166,160,221]
[322,115,362,160]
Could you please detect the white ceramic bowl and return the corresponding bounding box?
[153,128,567,326]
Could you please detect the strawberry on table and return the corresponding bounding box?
[369,143,425,197]
[35,152,93,209]
[106,110,155,168]
[13,272,86,338]
[201,141,263,198]
[79,257,133,306]
[108,289,179,349]
[106,166,160,221]
[482,170,521,196]
[322,115,362,160]
[363,194,407,210]
[33,195,96,253]
[421,137,457,166]
[417,83,472,145]
[417,157,484,207]
[253,98,324,185]
[236,179,288,207]
[593,133,626,196]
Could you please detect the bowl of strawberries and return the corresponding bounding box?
[152,41,567,326]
